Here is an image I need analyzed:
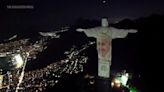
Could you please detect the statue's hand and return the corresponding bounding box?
[76,28,84,32]
[128,29,138,33]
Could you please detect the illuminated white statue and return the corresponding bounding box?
[77,18,137,78]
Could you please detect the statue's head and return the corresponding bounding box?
[101,18,109,27]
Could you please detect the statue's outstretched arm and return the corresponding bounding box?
[112,28,137,39]
[76,28,97,38]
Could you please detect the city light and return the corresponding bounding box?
[111,79,121,88]
[120,73,129,86]
[0,36,94,91]
[12,54,24,69]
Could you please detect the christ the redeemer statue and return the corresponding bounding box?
[77,18,137,78]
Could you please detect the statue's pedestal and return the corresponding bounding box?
[96,77,111,92]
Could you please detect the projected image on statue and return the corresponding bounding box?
[97,33,111,59]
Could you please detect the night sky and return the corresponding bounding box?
[0,0,164,32]
[0,1,162,91]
